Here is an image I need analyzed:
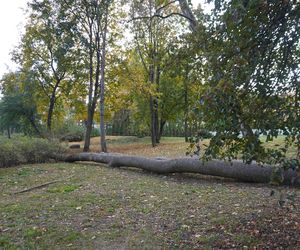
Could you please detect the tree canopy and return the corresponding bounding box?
[0,0,299,178]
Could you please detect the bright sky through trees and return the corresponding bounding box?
[0,0,211,77]
[0,0,29,76]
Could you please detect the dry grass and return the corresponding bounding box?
[69,136,208,158]
[69,135,298,159]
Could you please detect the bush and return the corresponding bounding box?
[54,122,84,142]
[60,133,83,142]
[0,136,66,168]
[90,127,100,138]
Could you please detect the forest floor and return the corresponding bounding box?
[1,136,300,249]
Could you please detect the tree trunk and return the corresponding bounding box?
[148,8,157,147]
[28,117,42,137]
[158,119,166,141]
[295,79,299,116]
[155,63,161,143]
[65,152,300,186]
[149,49,156,147]
[150,96,156,147]
[184,120,188,142]
[99,7,108,153]
[47,93,56,131]
[7,126,11,139]
[47,78,61,132]
[154,99,159,143]
[84,24,95,152]
[184,69,189,142]
[83,103,95,152]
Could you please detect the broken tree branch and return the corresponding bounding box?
[13,175,74,194]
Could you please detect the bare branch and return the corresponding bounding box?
[129,12,195,24]
[156,0,177,14]
[151,12,195,23]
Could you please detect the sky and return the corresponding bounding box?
[0,0,209,78]
[0,0,29,77]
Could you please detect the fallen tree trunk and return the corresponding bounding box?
[65,153,300,186]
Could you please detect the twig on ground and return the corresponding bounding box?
[13,175,74,194]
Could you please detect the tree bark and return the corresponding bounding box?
[155,63,161,144]
[154,99,159,143]
[65,152,300,186]
[84,16,98,152]
[150,96,157,147]
[84,26,94,152]
[149,46,156,146]
[84,103,96,152]
[28,116,42,137]
[99,4,108,153]
[47,91,56,131]
[158,119,166,141]
[149,2,158,147]
[184,68,189,142]
[7,126,11,139]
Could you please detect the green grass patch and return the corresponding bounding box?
[0,161,299,249]
[47,184,79,193]
[234,234,260,246]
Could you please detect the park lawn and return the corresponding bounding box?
[1,161,300,249]
[69,135,298,159]
[68,136,192,157]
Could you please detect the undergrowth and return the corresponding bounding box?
[0,136,65,168]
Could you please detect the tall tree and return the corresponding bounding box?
[144,0,300,170]
[0,71,42,136]
[99,1,110,152]
[17,0,78,131]
[62,0,115,152]
[130,0,186,146]
[198,0,300,164]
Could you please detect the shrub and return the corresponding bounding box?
[54,122,84,142]
[90,127,100,138]
[60,133,83,142]
[52,120,103,141]
[0,136,66,168]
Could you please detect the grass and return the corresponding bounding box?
[1,162,300,249]
[69,136,205,158]
[69,135,298,159]
[1,135,300,249]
